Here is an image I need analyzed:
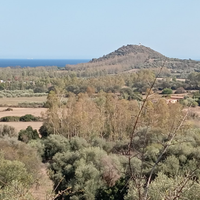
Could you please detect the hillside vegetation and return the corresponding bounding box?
[65,45,200,77]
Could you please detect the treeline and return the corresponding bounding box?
[1,66,200,97]
[41,91,183,141]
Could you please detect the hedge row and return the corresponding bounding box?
[0,114,41,122]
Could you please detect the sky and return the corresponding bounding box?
[0,0,200,59]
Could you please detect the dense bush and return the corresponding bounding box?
[18,126,39,143]
[0,116,20,122]
[19,114,40,122]
[162,88,173,94]
[40,135,123,200]
[0,114,40,122]
[0,152,33,188]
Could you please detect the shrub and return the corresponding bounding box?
[162,88,173,94]
[175,87,186,94]
[49,143,122,200]
[0,116,20,122]
[0,152,33,188]
[39,123,53,138]
[18,126,39,143]
[19,114,39,122]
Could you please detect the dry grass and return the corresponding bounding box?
[0,107,47,117]
[0,96,47,106]
[0,107,47,132]
[0,121,43,132]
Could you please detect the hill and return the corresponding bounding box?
[90,44,165,63]
[65,44,200,77]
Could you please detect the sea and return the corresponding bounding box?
[0,59,90,68]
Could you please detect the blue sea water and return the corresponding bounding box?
[0,59,90,68]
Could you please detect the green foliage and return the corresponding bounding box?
[0,116,20,122]
[180,97,198,107]
[43,136,123,200]
[0,152,33,187]
[120,87,142,101]
[19,114,39,121]
[18,126,39,143]
[0,114,40,122]
[96,178,128,200]
[0,180,35,200]
[162,88,173,94]
[41,135,71,161]
[148,172,200,200]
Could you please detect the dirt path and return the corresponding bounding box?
[30,164,54,200]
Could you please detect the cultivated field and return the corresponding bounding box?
[0,107,47,132]
[0,121,43,132]
[0,96,47,106]
[0,107,47,117]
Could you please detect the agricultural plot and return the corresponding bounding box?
[0,107,47,132]
[0,107,47,117]
[0,121,43,132]
[0,96,47,106]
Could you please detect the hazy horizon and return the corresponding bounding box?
[1,1,200,59]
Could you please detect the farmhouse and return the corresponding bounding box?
[166,96,184,104]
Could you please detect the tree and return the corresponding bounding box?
[162,88,173,94]
[18,126,39,143]
[175,87,186,94]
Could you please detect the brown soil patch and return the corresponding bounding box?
[0,96,47,106]
[0,107,47,117]
[0,121,43,132]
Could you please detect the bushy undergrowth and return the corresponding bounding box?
[0,124,17,138]
[18,126,39,143]
[31,126,200,200]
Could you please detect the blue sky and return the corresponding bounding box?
[0,0,200,59]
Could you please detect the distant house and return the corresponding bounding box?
[166,99,178,104]
[166,96,184,104]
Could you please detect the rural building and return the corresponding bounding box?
[166,96,184,104]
